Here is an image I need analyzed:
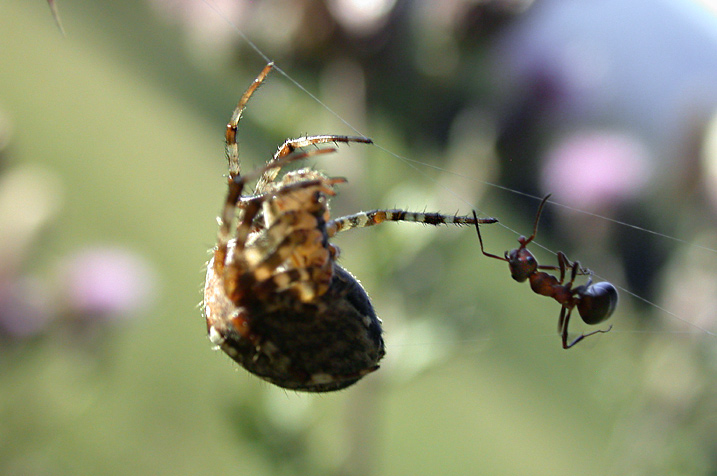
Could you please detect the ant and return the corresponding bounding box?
[472,195,617,349]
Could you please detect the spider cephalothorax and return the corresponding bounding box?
[203,63,498,392]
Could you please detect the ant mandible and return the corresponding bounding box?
[472,195,617,349]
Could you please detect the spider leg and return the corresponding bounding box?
[254,135,372,192]
[233,179,329,255]
[253,262,333,303]
[214,175,249,278]
[244,219,331,304]
[214,149,337,278]
[250,195,340,302]
[226,63,275,179]
[229,173,342,303]
[327,210,498,237]
[249,210,322,257]
[223,209,323,303]
[250,228,323,279]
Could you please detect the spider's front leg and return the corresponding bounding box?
[225,62,274,179]
[254,135,372,193]
[327,209,498,236]
[224,62,372,185]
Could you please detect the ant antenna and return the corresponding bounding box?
[524,194,552,245]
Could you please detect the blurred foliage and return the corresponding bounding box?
[1,0,717,475]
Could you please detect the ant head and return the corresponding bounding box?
[506,247,538,282]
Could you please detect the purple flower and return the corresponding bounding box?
[540,130,651,212]
[59,247,157,323]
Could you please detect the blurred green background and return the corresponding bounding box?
[2,1,717,475]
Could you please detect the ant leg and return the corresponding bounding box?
[537,251,592,281]
[556,251,592,279]
[471,210,507,261]
[254,135,372,192]
[327,210,498,237]
[535,252,570,280]
[560,277,613,348]
[557,251,571,284]
[561,302,613,349]
[559,251,581,285]
[564,325,614,349]
[558,305,569,338]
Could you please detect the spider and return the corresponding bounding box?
[203,63,499,392]
[472,195,617,349]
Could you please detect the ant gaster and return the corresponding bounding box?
[473,195,617,349]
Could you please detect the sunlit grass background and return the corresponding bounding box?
[2,1,717,475]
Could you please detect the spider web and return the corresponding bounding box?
[195,0,717,339]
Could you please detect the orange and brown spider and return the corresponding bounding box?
[203,63,498,392]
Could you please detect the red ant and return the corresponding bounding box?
[472,195,617,349]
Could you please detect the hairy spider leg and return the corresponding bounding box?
[254,135,373,193]
[242,180,341,272]
[214,148,338,278]
[225,62,275,179]
[221,177,332,299]
[257,174,351,302]
[223,64,371,192]
[327,210,498,236]
[220,149,351,304]
[215,61,276,275]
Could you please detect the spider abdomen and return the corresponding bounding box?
[204,261,384,392]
